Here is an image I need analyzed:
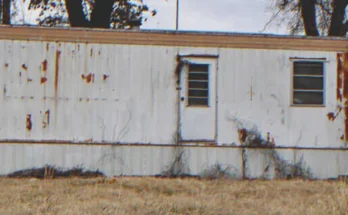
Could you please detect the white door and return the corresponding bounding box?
[179,58,217,142]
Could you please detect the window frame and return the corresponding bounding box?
[290,59,327,107]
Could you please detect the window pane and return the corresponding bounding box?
[189,89,208,97]
[293,77,323,90]
[293,92,323,105]
[188,98,208,106]
[189,81,208,89]
[189,64,209,72]
[294,62,323,75]
[189,72,208,81]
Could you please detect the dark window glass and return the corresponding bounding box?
[293,61,324,105]
[293,92,324,105]
[188,64,209,106]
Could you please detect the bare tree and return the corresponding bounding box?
[2,0,157,29]
[266,0,348,36]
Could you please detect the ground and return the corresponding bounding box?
[0,177,346,215]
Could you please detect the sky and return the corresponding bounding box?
[12,0,289,35]
[141,0,288,35]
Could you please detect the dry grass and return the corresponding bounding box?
[0,177,346,215]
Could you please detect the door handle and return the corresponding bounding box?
[181,97,185,101]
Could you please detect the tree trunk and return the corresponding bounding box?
[300,0,319,36]
[2,0,11,25]
[90,0,114,28]
[65,0,89,27]
[328,0,348,36]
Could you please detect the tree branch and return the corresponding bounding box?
[90,0,115,28]
[65,0,89,27]
[2,0,11,24]
[328,0,348,36]
[342,20,348,36]
[300,0,319,36]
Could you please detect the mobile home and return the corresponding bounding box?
[0,26,347,179]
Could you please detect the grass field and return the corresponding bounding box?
[0,177,346,215]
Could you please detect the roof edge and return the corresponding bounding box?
[0,25,347,51]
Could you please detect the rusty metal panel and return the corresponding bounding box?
[217,48,345,148]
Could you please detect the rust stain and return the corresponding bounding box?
[46,43,49,51]
[86,98,90,102]
[19,72,21,77]
[327,107,342,121]
[4,63,8,68]
[238,129,247,143]
[27,77,32,83]
[90,49,93,57]
[342,54,348,99]
[21,64,27,70]
[81,73,95,83]
[40,77,47,84]
[102,74,109,81]
[54,51,61,94]
[42,60,48,72]
[26,114,32,131]
[327,112,335,121]
[337,53,348,141]
[337,54,343,101]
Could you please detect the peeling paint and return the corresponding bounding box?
[102,74,109,81]
[42,110,50,128]
[40,77,47,84]
[21,64,27,70]
[26,114,32,131]
[81,73,95,83]
[337,53,348,141]
[327,112,335,121]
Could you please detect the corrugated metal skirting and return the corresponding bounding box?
[0,143,347,179]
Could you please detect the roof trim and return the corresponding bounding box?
[0,25,347,52]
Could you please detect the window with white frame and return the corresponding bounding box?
[292,61,324,105]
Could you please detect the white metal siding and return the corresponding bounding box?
[0,41,178,144]
[217,49,343,147]
[0,40,345,148]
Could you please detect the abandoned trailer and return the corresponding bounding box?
[0,26,347,179]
